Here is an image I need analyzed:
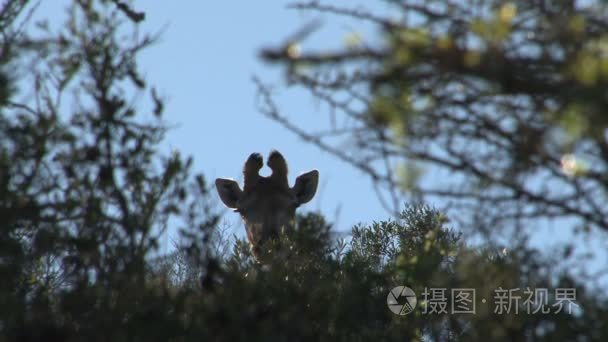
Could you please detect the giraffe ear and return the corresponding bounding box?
[292,170,319,205]
[215,178,242,209]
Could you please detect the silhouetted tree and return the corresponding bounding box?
[258,0,608,235]
[0,0,218,339]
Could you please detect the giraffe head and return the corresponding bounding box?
[215,150,319,259]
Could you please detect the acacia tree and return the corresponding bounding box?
[254,1,608,337]
[258,0,608,238]
[0,0,218,339]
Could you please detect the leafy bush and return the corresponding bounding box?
[1,1,607,341]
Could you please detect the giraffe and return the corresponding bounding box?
[215,150,319,260]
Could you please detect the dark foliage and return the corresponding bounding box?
[1,1,607,341]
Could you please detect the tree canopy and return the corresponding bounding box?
[259,0,608,234]
[1,1,608,341]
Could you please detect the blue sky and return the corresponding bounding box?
[28,1,608,285]
[30,0,394,233]
[131,1,394,233]
[132,1,607,286]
